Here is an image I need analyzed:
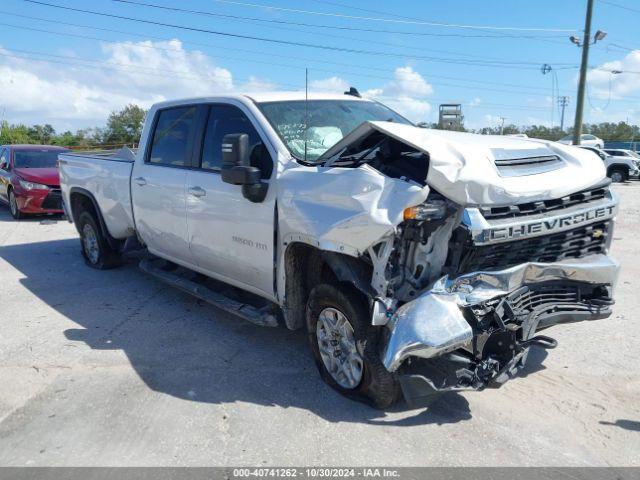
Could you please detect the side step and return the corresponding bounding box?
[139,257,279,327]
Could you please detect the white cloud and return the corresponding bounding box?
[0,42,436,129]
[364,66,434,122]
[309,76,350,92]
[0,40,267,130]
[381,66,433,98]
[308,66,433,122]
[588,50,640,99]
[468,97,482,107]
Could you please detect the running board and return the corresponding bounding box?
[139,258,278,327]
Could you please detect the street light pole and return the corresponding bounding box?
[572,0,594,146]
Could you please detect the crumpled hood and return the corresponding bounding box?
[14,167,60,187]
[321,121,607,206]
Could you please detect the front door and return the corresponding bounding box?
[0,148,10,202]
[185,103,276,298]
[131,105,199,265]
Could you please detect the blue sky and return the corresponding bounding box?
[0,0,638,131]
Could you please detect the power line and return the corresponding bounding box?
[110,0,567,41]
[0,24,563,100]
[0,15,582,100]
[0,9,566,93]
[0,49,556,113]
[22,0,562,69]
[110,0,570,63]
[0,46,301,88]
[12,11,640,104]
[308,0,420,22]
[598,0,640,13]
[208,0,578,32]
[608,42,639,52]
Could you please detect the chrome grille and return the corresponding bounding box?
[480,183,609,220]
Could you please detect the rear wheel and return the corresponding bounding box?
[78,211,121,269]
[306,283,400,409]
[8,189,22,220]
[610,168,627,183]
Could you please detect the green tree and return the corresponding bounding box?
[0,121,33,144]
[103,104,146,146]
[27,124,56,144]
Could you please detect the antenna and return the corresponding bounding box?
[304,68,309,163]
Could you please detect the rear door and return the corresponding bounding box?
[185,103,276,298]
[131,105,199,265]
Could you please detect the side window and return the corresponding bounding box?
[148,106,198,167]
[0,148,8,170]
[201,105,273,179]
[583,134,596,140]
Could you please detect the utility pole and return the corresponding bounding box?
[499,116,507,135]
[571,0,606,145]
[558,96,570,131]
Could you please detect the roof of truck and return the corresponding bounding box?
[150,92,372,110]
[243,91,370,103]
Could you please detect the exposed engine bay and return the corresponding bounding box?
[316,122,620,406]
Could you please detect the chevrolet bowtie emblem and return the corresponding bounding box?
[592,229,604,239]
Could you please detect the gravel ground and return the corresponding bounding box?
[0,183,638,467]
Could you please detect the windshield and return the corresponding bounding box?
[257,100,412,162]
[14,149,66,168]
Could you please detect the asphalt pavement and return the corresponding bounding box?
[0,184,638,466]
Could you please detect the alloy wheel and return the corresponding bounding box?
[82,223,100,264]
[9,191,18,217]
[316,307,364,389]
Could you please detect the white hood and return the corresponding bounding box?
[320,122,607,206]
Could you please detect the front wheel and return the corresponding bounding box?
[610,169,627,183]
[306,283,400,409]
[78,211,122,269]
[8,189,22,220]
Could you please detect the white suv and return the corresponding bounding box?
[558,134,604,149]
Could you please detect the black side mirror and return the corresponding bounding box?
[220,133,268,203]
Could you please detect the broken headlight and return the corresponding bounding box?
[404,199,447,221]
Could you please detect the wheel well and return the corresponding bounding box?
[282,243,373,330]
[70,191,99,227]
[69,191,122,250]
[607,165,628,177]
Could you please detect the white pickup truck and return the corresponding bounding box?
[59,92,619,408]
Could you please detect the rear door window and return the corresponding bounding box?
[148,106,198,167]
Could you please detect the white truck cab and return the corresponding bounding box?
[59,92,619,408]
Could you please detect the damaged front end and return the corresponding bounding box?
[377,183,619,406]
[301,120,621,406]
[382,256,618,406]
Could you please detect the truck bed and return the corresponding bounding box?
[58,148,136,239]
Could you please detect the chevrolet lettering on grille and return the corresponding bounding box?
[463,193,618,246]
[487,204,617,242]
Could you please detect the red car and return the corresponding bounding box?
[0,145,69,219]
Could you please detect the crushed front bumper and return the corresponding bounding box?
[381,254,619,405]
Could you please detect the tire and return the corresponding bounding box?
[609,168,627,183]
[8,189,22,220]
[77,211,122,269]
[306,283,400,409]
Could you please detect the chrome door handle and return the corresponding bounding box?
[188,186,206,197]
[134,177,147,186]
